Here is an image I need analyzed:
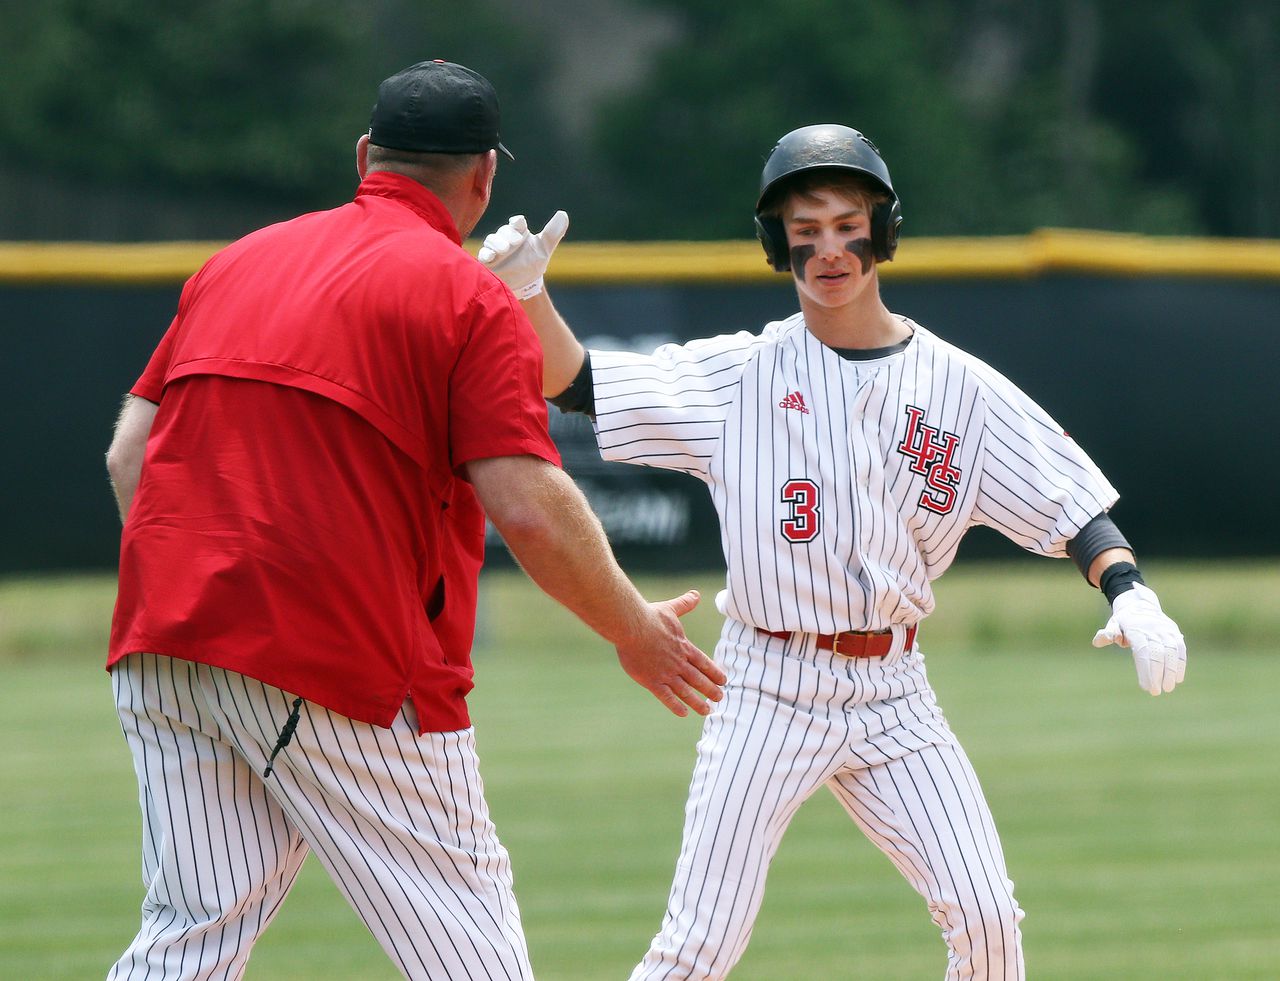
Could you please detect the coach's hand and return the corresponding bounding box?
[1092,583,1187,695]
[478,211,569,300]
[615,589,727,718]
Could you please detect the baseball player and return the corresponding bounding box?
[477,124,1187,979]
[103,61,724,980]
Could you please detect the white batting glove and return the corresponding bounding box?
[1092,583,1187,695]
[477,211,569,300]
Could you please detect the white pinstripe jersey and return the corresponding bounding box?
[591,315,1118,635]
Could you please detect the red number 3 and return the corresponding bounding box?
[780,478,821,543]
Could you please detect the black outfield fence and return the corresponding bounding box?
[2,230,1275,574]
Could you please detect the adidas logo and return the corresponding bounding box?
[778,391,810,414]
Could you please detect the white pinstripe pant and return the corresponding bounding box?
[108,652,532,981]
[630,620,1025,981]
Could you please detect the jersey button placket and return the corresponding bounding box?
[852,372,891,617]
[849,381,877,494]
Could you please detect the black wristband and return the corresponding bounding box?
[1066,513,1132,581]
[548,350,595,417]
[1099,561,1145,605]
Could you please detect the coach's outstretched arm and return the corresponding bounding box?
[467,453,726,716]
[479,212,586,395]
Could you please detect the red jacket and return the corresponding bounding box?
[110,172,559,732]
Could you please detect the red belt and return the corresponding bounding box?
[757,625,917,658]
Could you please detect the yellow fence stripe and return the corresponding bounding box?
[3,229,1280,285]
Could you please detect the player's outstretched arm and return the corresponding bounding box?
[479,212,585,396]
[1086,547,1187,696]
[519,290,588,399]
[477,211,567,301]
[466,453,726,716]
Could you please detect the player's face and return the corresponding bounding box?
[782,188,877,310]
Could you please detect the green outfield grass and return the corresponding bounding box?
[1,561,1277,979]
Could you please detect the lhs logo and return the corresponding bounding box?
[896,405,963,514]
[779,391,810,414]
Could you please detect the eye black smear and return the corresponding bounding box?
[846,238,874,274]
[790,244,815,280]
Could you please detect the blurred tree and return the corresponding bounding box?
[586,0,996,238]
[583,0,1247,238]
[952,0,1203,234]
[0,0,1274,240]
[0,0,563,239]
[1092,0,1280,236]
[0,1,370,204]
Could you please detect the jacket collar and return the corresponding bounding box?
[356,171,462,245]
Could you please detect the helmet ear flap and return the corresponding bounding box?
[871,199,903,262]
[754,214,791,272]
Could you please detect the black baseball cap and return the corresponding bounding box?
[368,60,514,161]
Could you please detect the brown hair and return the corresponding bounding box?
[759,169,890,220]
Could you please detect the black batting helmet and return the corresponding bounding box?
[753,124,903,272]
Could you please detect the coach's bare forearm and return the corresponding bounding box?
[520,290,586,398]
[106,395,158,523]
[468,455,725,715]
[467,455,647,641]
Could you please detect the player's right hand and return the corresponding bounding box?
[478,211,569,301]
[614,589,727,718]
[1091,583,1187,695]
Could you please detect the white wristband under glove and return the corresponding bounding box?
[1091,583,1187,695]
[477,211,569,300]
